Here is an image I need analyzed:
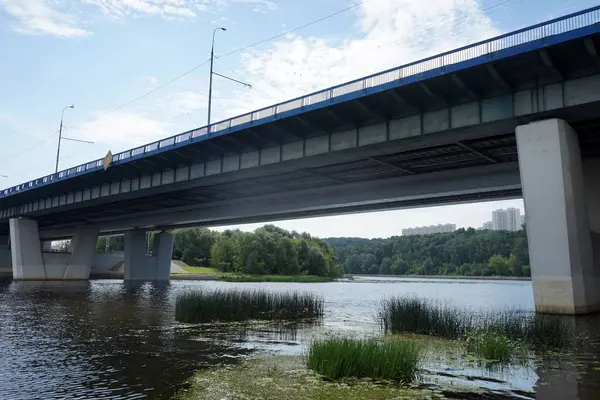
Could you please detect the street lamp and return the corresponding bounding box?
[55,105,94,173]
[207,27,251,132]
[208,27,226,130]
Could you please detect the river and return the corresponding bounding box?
[0,276,599,399]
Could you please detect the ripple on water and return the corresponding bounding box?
[0,278,599,399]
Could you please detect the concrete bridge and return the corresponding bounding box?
[2,7,600,314]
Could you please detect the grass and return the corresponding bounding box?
[175,288,324,323]
[179,266,223,274]
[306,337,421,383]
[221,274,333,283]
[379,296,581,350]
[378,297,472,340]
[465,329,512,363]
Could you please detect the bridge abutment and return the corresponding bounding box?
[517,119,600,314]
[124,230,172,281]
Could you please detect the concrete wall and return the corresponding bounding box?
[92,253,124,271]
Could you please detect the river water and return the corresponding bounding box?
[1,276,599,400]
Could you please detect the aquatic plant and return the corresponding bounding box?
[465,329,512,362]
[379,296,581,349]
[306,338,421,383]
[378,297,472,339]
[175,289,324,323]
[484,312,580,349]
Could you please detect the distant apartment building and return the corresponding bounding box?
[482,221,494,230]
[483,208,524,231]
[402,223,457,236]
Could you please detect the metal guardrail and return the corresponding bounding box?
[2,6,600,200]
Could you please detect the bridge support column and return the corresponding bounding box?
[124,230,172,281]
[63,226,99,279]
[517,119,600,314]
[9,218,45,280]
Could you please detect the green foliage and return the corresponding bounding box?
[175,289,324,323]
[465,329,512,362]
[327,229,530,277]
[378,297,472,339]
[173,225,341,277]
[173,228,217,266]
[307,338,421,383]
[379,296,581,349]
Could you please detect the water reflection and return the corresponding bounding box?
[0,277,599,399]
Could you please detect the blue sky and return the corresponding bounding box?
[0,0,597,237]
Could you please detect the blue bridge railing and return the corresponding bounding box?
[2,6,600,199]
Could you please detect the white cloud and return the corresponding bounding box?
[162,90,208,117]
[83,0,199,18]
[70,111,169,150]
[0,0,90,37]
[222,0,498,115]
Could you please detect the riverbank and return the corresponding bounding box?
[83,270,333,282]
[351,274,531,281]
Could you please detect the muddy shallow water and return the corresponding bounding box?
[1,277,599,399]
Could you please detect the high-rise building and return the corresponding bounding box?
[402,223,456,236]
[487,208,525,231]
[506,207,521,231]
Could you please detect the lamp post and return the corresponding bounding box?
[55,105,74,173]
[54,105,94,173]
[208,27,226,131]
[207,27,251,132]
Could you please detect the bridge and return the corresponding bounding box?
[2,7,600,314]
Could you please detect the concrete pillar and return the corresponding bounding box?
[63,226,99,279]
[516,119,600,314]
[124,230,172,281]
[153,232,174,281]
[9,218,46,280]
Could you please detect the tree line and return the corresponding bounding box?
[95,225,531,278]
[326,228,530,277]
[172,225,343,278]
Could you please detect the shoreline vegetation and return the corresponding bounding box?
[176,289,324,323]
[88,224,534,281]
[174,293,579,399]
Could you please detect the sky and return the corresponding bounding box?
[0,0,596,238]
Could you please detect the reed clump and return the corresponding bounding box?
[307,337,421,383]
[176,289,324,323]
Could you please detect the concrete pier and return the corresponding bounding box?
[8,218,99,280]
[516,119,600,314]
[124,230,173,281]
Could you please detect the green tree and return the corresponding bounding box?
[305,246,328,276]
[489,254,510,276]
[379,257,393,275]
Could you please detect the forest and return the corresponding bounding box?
[171,225,343,278]
[327,228,530,277]
[96,226,530,277]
